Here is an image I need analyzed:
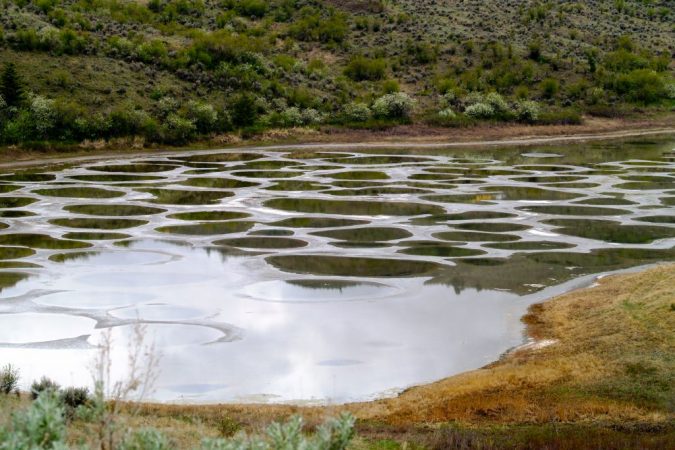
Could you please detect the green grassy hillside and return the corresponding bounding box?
[0,0,672,146]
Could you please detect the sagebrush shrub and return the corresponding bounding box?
[343,102,370,122]
[515,100,541,122]
[464,102,495,119]
[372,92,415,119]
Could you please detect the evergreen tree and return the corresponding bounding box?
[0,62,24,108]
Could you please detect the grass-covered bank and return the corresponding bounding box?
[0,115,674,168]
[2,264,673,448]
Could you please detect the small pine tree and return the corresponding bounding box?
[0,62,24,108]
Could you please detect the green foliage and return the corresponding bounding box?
[288,7,348,44]
[0,390,66,450]
[610,69,667,104]
[405,40,437,64]
[381,79,400,94]
[224,0,268,18]
[201,413,355,450]
[231,92,258,127]
[344,56,386,81]
[121,427,172,450]
[515,100,541,123]
[30,377,60,400]
[540,78,560,99]
[464,102,495,119]
[0,364,19,395]
[59,386,91,411]
[372,92,415,119]
[342,102,371,122]
[0,63,24,108]
[537,108,582,125]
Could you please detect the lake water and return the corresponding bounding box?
[0,137,673,403]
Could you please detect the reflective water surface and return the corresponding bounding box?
[0,137,673,403]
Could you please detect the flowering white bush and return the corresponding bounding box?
[165,113,195,142]
[281,107,303,126]
[38,26,60,50]
[485,92,510,114]
[157,96,179,118]
[463,91,485,106]
[300,108,323,125]
[343,102,370,122]
[464,102,495,119]
[515,100,541,122]
[437,107,456,119]
[187,101,218,132]
[372,92,416,119]
[29,93,56,136]
[666,82,675,99]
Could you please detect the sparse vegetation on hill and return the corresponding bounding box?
[0,0,672,147]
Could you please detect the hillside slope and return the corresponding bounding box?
[0,0,672,146]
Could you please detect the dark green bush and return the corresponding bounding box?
[230,92,258,127]
[537,109,582,125]
[60,386,91,410]
[610,69,667,104]
[540,78,560,99]
[30,377,60,400]
[0,62,24,108]
[344,56,386,81]
[288,7,348,43]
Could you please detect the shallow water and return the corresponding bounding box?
[0,137,673,404]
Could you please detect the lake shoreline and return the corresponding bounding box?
[115,263,674,447]
[1,115,673,170]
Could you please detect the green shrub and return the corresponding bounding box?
[437,107,456,119]
[381,79,400,94]
[225,0,268,18]
[0,62,24,108]
[30,377,60,400]
[186,101,218,133]
[540,78,560,99]
[200,413,355,450]
[288,7,348,44]
[0,364,19,395]
[515,100,541,123]
[372,92,415,119]
[604,49,649,73]
[280,107,303,126]
[344,56,386,81]
[464,102,495,119]
[405,40,437,64]
[230,92,258,127]
[528,39,542,61]
[343,102,371,122]
[484,92,511,115]
[0,390,66,450]
[136,39,168,64]
[60,386,91,410]
[28,94,56,139]
[537,109,582,125]
[611,69,667,104]
[300,108,323,125]
[121,427,172,450]
[162,113,195,144]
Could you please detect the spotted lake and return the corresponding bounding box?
[0,138,673,403]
